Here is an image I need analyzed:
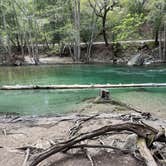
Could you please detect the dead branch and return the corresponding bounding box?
[28,122,165,166]
[137,138,158,166]
[69,114,99,138]
[22,148,30,166]
[68,144,130,154]
[3,129,7,136]
[84,149,95,166]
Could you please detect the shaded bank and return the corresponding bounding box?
[0,41,165,66]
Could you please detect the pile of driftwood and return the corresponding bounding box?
[19,116,166,166]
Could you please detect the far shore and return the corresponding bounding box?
[0,55,165,67]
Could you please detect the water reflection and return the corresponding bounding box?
[0,65,166,85]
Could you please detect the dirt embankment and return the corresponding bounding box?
[80,41,163,64]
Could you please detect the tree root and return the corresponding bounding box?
[28,122,166,166]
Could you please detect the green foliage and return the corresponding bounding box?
[113,13,146,41]
[46,46,60,56]
[146,0,166,34]
[0,0,165,55]
[127,0,145,14]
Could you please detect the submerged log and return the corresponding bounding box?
[0,83,166,90]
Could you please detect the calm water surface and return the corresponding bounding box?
[0,64,166,85]
[0,65,165,116]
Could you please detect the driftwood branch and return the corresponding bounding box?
[67,144,130,154]
[22,148,30,166]
[28,122,165,166]
[137,138,158,166]
[85,149,95,166]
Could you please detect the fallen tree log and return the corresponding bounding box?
[0,83,166,90]
[28,122,166,166]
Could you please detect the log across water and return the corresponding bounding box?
[0,83,166,90]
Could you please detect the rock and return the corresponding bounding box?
[144,59,166,65]
[123,134,138,151]
[14,60,22,66]
[127,53,144,66]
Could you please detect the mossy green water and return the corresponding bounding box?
[0,65,165,115]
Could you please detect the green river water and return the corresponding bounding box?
[0,65,165,116]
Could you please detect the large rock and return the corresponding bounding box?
[127,53,144,66]
[123,134,138,151]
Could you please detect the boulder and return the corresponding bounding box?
[127,53,144,66]
[123,134,138,151]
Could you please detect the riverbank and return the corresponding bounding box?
[1,40,165,66]
[0,97,166,166]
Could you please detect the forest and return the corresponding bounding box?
[0,0,165,64]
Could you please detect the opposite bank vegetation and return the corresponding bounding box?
[0,0,165,65]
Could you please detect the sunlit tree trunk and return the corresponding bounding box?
[73,0,81,61]
[86,9,96,62]
[1,0,12,58]
[11,1,24,57]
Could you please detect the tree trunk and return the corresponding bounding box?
[163,22,166,61]
[1,0,12,57]
[159,30,163,60]
[155,30,159,46]
[44,32,49,49]
[86,9,96,62]
[102,12,108,47]
[73,0,81,62]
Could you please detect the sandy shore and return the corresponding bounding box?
[25,56,76,65]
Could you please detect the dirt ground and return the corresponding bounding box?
[0,100,165,166]
[24,56,74,65]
